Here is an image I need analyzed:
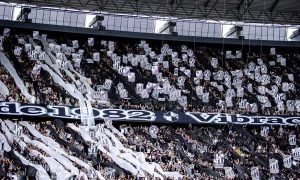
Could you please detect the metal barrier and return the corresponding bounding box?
[0,2,296,41]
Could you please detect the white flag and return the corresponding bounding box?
[204,70,211,81]
[236,87,244,98]
[251,167,260,180]
[214,153,224,169]
[277,101,285,112]
[269,159,279,174]
[211,58,218,68]
[119,89,128,99]
[14,124,22,136]
[282,82,289,92]
[187,49,194,57]
[248,62,255,71]
[239,99,247,109]
[163,61,169,69]
[99,91,108,100]
[286,100,295,112]
[88,38,94,47]
[151,89,159,99]
[88,143,98,155]
[250,103,258,113]
[56,52,63,60]
[280,57,286,66]
[236,51,242,58]
[196,86,204,96]
[182,54,188,62]
[283,154,292,168]
[14,46,22,56]
[156,73,163,82]
[140,89,149,99]
[258,86,266,95]
[271,85,278,96]
[226,51,232,59]
[201,92,209,103]
[292,148,300,160]
[181,45,187,52]
[295,100,300,112]
[289,134,296,146]
[270,48,276,55]
[196,70,203,79]
[178,96,187,106]
[172,68,178,76]
[169,90,180,101]
[260,126,269,137]
[177,76,186,87]
[288,74,294,82]
[189,58,195,67]
[32,64,41,75]
[225,96,233,107]
[122,55,128,64]
[274,76,282,86]
[172,58,179,67]
[93,53,100,62]
[261,75,270,85]
[73,58,81,68]
[122,66,130,76]
[103,79,112,90]
[128,72,136,82]
[72,40,79,49]
[217,85,224,91]
[193,77,200,85]
[247,83,253,93]
[33,31,39,39]
[184,69,191,77]
[3,28,10,37]
[152,65,159,75]
[34,46,41,54]
[261,64,268,74]
[257,58,263,65]
[131,57,138,66]
[269,61,275,66]
[224,167,235,179]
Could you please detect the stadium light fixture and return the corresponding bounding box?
[155,20,177,35]
[85,14,105,30]
[14,7,32,23]
[85,14,95,27]
[287,27,300,41]
[225,26,243,37]
[12,6,22,21]
[222,24,234,37]
[222,24,243,39]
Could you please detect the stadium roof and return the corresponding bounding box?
[4,0,300,25]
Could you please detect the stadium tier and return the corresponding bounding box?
[0,27,299,180]
[0,119,299,179]
[0,29,299,115]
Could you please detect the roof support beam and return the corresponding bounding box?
[205,0,219,18]
[247,0,255,8]
[270,0,279,12]
[237,0,244,10]
[204,0,211,7]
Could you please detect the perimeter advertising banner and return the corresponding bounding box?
[0,102,300,125]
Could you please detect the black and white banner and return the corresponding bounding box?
[0,102,300,125]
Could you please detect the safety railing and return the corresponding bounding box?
[0,2,297,41]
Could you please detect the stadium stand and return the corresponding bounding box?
[0,22,299,179]
[0,29,300,115]
[0,119,299,179]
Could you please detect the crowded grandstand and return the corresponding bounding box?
[0,0,300,179]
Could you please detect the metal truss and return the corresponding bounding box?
[7,0,300,24]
